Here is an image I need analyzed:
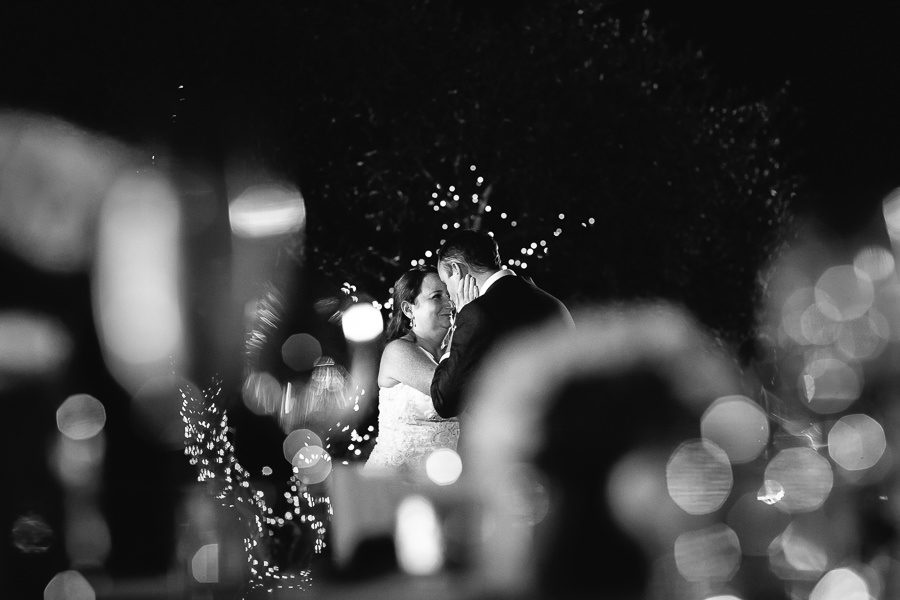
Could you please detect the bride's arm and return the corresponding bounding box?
[377,339,437,396]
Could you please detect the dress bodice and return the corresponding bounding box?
[363,383,460,473]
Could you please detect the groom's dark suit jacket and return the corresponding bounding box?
[431,274,574,418]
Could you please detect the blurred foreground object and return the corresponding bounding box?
[464,303,772,600]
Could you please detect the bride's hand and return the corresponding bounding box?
[455,274,479,312]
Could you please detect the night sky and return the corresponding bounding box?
[3,1,899,233]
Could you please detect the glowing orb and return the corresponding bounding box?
[673,523,741,582]
[395,495,444,575]
[764,447,833,513]
[828,413,886,471]
[56,394,106,440]
[282,333,323,372]
[700,395,769,464]
[229,183,305,238]
[425,448,463,486]
[666,440,733,515]
[341,302,383,342]
[810,567,870,600]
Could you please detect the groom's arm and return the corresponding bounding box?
[431,304,492,418]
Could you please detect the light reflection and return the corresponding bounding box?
[10,512,54,553]
[666,440,733,515]
[56,394,106,440]
[242,370,282,415]
[700,396,769,464]
[293,446,332,484]
[764,447,833,513]
[828,413,886,471]
[770,517,830,578]
[673,523,741,582]
[395,495,444,576]
[835,311,889,361]
[283,428,323,463]
[228,183,306,238]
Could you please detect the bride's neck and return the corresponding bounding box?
[415,332,443,359]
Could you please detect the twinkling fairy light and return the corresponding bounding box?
[181,377,328,595]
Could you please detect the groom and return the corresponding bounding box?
[431,229,574,419]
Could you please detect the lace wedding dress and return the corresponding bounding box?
[364,382,460,473]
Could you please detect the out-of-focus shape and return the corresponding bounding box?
[191,543,220,583]
[10,512,54,553]
[828,413,886,471]
[464,302,745,600]
[56,394,106,440]
[282,333,323,372]
[801,356,862,414]
[0,113,123,273]
[395,494,444,575]
[425,448,463,486]
[53,433,105,489]
[0,311,71,384]
[673,523,741,582]
[853,245,895,282]
[809,567,870,600]
[701,395,769,464]
[764,447,833,513]
[293,445,332,485]
[814,265,874,322]
[882,187,900,244]
[44,570,96,600]
[283,428,323,463]
[94,171,187,393]
[228,183,306,238]
[769,516,830,578]
[65,506,110,567]
[667,440,733,515]
[242,370,282,415]
[341,302,384,343]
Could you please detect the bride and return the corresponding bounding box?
[364,266,460,474]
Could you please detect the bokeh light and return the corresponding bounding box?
[191,543,220,583]
[281,333,323,372]
[283,428,323,463]
[341,302,383,342]
[293,446,333,485]
[666,440,733,515]
[228,183,306,238]
[44,570,95,600]
[828,413,886,471]
[94,172,185,391]
[242,370,283,415]
[814,265,874,322]
[853,245,895,282]
[809,567,871,600]
[673,523,741,582]
[65,507,111,567]
[770,516,830,578]
[56,394,106,440]
[0,312,72,380]
[425,448,463,486]
[395,494,444,576]
[764,447,833,513]
[700,395,769,464]
[801,356,862,414]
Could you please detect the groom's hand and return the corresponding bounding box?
[455,274,479,312]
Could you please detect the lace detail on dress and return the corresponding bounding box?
[364,383,460,473]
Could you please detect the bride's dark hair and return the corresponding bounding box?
[385,265,437,343]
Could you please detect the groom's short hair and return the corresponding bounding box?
[437,229,502,272]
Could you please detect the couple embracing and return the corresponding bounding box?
[364,229,574,474]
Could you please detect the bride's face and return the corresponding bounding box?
[411,273,453,333]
